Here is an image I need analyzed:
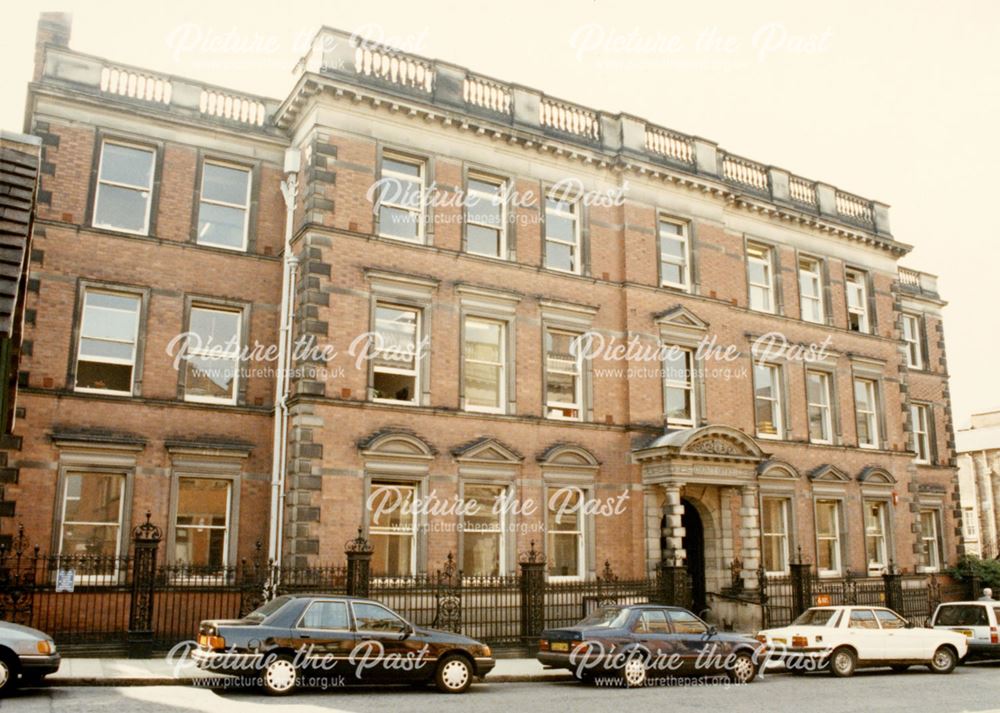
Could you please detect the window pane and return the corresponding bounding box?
[548,533,579,577]
[369,484,414,529]
[94,184,149,232]
[63,472,123,523]
[174,526,227,568]
[660,234,685,259]
[467,189,502,227]
[816,502,836,536]
[202,163,250,205]
[383,157,420,177]
[661,262,683,285]
[76,361,132,392]
[466,224,501,257]
[60,523,120,557]
[81,304,140,344]
[79,338,134,362]
[664,349,691,383]
[374,306,417,370]
[547,371,576,404]
[817,539,837,571]
[353,603,407,633]
[379,205,420,241]
[464,531,501,577]
[190,308,240,349]
[176,478,229,527]
[198,203,247,248]
[466,363,501,408]
[466,319,501,362]
[373,371,416,402]
[665,387,692,421]
[184,355,238,400]
[546,240,574,272]
[301,601,350,630]
[371,535,413,576]
[100,143,153,187]
[545,212,575,243]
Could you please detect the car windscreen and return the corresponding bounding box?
[791,608,838,626]
[578,607,632,629]
[935,605,988,627]
[246,595,293,621]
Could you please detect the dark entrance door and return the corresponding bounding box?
[681,499,706,616]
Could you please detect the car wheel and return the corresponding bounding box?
[621,654,648,688]
[435,654,473,694]
[890,664,910,673]
[728,652,758,684]
[929,646,957,674]
[0,655,19,696]
[260,655,298,696]
[830,647,856,678]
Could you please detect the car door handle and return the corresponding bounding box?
[300,634,311,639]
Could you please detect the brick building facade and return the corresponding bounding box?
[9,14,961,606]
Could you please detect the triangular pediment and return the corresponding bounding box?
[655,305,709,331]
[452,437,523,463]
[809,464,850,482]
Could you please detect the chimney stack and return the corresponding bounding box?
[33,13,72,82]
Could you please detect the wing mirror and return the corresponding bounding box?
[905,621,915,629]
[707,625,718,638]
[402,623,415,639]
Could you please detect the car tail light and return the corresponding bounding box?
[756,634,767,644]
[198,634,226,650]
[538,639,550,651]
[36,640,52,655]
[792,635,808,648]
[991,627,998,645]
[570,640,585,653]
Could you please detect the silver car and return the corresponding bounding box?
[0,621,60,694]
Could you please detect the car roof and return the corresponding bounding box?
[275,593,386,604]
[936,601,995,606]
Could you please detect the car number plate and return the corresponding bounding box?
[773,637,787,645]
[551,642,569,652]
[956,629,973,637]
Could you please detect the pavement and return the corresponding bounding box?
[45,657,573,686]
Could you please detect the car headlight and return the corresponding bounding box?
[36,640,53,655]
[481,645,492,658]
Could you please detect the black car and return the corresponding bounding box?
[537,604,764,687]
[192,594,495,694]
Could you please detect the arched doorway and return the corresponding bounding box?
[660,499,707,615]
[682,499,706,615]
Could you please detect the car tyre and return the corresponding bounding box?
[435,654,473,694]
[728,652,758,684]
[260,655,298,696]
[621,653,648,688]
[928,646,957,674]
[0,654,19,696]
[829,647,857,678]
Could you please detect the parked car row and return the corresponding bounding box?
[2,593,998,695]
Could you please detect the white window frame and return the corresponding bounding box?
[762,497,790,575]
[196,160,252,251]
[173,477,233,571]
[753,363,784,439]
[371,303,421,406]
[747,242,776,313]
[544,197,581,275]
[806,370,834,445]
[463,316,507,415]
[465,174,507,259]
[918,509,942,573]
[815,499,843,576]
[58,470,127,575]
[845,269,870,333]
[902,314,923,369]
[368,482,418,577]
[378,154,426,244]
[659,218,690,290]
[864,500,889,574]
[92,139,155,235]
[798,256,824,323]
[461,483,507,577]
[546,485,586,581]
[663,345,697,427]
[854,377,880,449]
[911,403,932,464]
[75,289,142,396]
[183,306,242,405]
[545,328,583,421]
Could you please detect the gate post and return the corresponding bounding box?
[657,560,689,608]
[882,561,904,613]
[790,548,813,619]
[519,541,545,644]
[127,512,161,658]
[345,528,373,598]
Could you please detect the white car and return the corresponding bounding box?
[757,606,967,677]
[929,600,1000,661]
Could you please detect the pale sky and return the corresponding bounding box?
[4,0,998,426]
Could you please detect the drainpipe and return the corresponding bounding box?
[268,148,301,563]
